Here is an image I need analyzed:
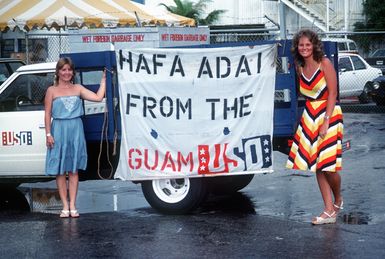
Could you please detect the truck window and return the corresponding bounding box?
[351,56,366,70]
[371,49,385,57]
[338,57,353,72]
[348,42,357,52]
[338,42,347,51]
[0,64,9,82]
[77,70,109,93]
[80,71,101,85]
[0,72,54,112]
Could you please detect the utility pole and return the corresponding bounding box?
[326,0,330,33]
[344,0,348,37]
[279,0,287,39]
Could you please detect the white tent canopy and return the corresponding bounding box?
[0,0,195,31]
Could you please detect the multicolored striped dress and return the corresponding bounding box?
[286,65,343,172]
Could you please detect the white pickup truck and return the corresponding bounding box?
[0,62,56,183]
[0,61,106,184]
[0,54,255,214]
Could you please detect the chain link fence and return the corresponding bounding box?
[25,32,70,64]
[209,30,385,113]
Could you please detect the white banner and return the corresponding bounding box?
[114,44,277,181]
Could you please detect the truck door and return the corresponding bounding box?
[0,71,54,176]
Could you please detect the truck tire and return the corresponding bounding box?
[207,174,254,194]
[0,187,30,211]
[141,177,208,214]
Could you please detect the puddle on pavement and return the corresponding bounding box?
[341,211,370,225]
[198,192,256,215]
[14,183,147,215]
[0,185,377,225]
[288,173,312,178]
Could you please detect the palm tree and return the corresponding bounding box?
[159,0,226,25]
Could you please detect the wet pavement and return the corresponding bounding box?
[1,112,385,258]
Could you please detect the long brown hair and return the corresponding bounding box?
[291,29,324,67]
[54,57,76,85]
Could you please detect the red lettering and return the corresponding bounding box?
[161,34,169,41]
[93,36,111,42]
[144,149,158,170]
[1,132,8,145]
[128,149,142,169]
[199,35,207,41]
[127,148,194,173]
[198,143,238,174]
[183,34,199,41]
[161,151,176,171]
[134,34,144,42]
[82,36,91,43]
[170,34,183,41]
[178,152,193,171]
[112,34,132,42]
[1,132,17,146]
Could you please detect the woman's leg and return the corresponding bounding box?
[325,171,343,207]
[56,174,69,210]
[68,172,79,211]
[315,170,335,216]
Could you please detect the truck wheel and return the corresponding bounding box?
[207,174,254,194]
[141,177,208,214]
[358,83,372,104]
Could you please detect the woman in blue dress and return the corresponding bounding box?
[44,57,106,218]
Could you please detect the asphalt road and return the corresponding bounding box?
[1,112,385,258]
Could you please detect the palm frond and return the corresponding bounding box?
[159,0,224,25]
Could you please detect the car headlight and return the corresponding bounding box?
[373,81,380,90]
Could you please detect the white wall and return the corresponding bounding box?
[145,0,278,26]
[205,0,267,25]
[145,0,364,31]
[145,0,179,9]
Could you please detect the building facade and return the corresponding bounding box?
[146,0,365,34]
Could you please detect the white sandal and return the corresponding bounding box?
[70,210,80,218]
[312,211,337,225]
[60,210,70,218]
[334,200,344,212]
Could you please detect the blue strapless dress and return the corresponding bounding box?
[45,96,87,175]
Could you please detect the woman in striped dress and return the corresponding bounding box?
[286,29,344,225]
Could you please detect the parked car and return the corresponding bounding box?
[0,58,25,85]
[368,76,385,106]
[365,49,385,75]
[338,53,382,103]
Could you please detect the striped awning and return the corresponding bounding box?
[0,0,195,31]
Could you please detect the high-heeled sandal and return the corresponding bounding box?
[334,200,344,212]
[312,211,337,225]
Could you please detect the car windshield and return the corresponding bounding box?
[9,61,24,71]
[0,60,25,84]
[371,49,385,57]
[0,72,54,112]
